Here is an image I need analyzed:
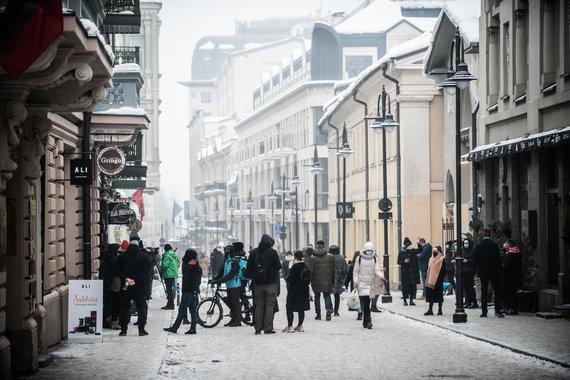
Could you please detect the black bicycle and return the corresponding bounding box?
[197,284,254,328]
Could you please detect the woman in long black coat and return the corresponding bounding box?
[397,237,420,306]
[425,246,446,316]
[283,250,311,333]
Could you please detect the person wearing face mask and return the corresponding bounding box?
[461,238,478,309]
[213,245,246,326]
[424,246,446,316]
[352,242,385,329]
[474,229,504,318]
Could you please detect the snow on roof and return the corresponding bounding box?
[441,0,480,43]
[113,63,142,74]
[80,18,114,62]
[319,32,432,126]
[334,0,441,34]
[244,43,261,49]
[271,66,280,75]
[199,41,215,50]
[94,106,147,116]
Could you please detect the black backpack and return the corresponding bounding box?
[298,264,311,286]
[252,250,271,283]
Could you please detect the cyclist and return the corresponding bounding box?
[213,244,247,327]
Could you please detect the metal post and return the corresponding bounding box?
[314,173,318,245]
[342,156,347,257]
[452,30,467,323]
[295,186,299,250]
[82,111,92,279]
[381,90,392,303]
[282,175,286,254]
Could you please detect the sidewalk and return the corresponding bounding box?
[380,291,570,367]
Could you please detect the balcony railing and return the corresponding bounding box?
[103,0,141,34]
[114,46,140,65]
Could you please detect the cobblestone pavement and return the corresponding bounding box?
[16,284,570,380]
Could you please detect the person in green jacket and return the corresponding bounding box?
[160,244,179,310]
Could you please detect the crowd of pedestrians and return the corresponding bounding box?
[98,227,524,338]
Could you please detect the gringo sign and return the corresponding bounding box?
[97,147,126,176]
[108,202,136,225]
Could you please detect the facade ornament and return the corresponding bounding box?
[21,115,51,184]
[0,101,27,190]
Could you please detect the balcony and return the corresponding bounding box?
[102,0,141,34]
[203,182,227,197]
[114,46,140,65]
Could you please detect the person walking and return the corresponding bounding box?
[213,244,247,326]
[461,238,478,308]
[353,242,385,329]
[416,238,432,300]
[308,239,335,321]
[114,234,151,336]
[502,239,522,315]
[209,243,225,284]
[160,244,179,310]
[163,249,202,334]
[397,237,420,306]
[330,245,348,316]
[245,234,282,335]
[345,251,361,318]
[474,228,504,318]
[283,250,311,333]
[424,246,446,316]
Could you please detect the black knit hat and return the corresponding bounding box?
[232,241,244,251]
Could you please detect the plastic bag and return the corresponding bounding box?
[346,289,360,310]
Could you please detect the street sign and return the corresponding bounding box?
[336,202,354,218]
[131,219,142,232]
[378,212,393,220]
[378,198,392,212]
[108,202,136,225]
[159,237,166,245]
[70,159,92,185]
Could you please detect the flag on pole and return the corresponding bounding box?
[131,188,144,220]
[172,200,182,224]
[0,0,64,79]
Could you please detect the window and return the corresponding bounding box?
[541,0,559,88]
[513,9,528,97]
[201,92,211,103]
[342,47,376,79]
[487,17,500,107]
[502,22,510,101]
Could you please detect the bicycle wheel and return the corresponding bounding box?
[241,298,254,326]
[197,297,223,328]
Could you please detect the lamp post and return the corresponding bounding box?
[371,85,399,304]
[336,123,353,258]
[213,198,220,244]
[275,170,301,253]
[247,190,254,249]
[439,27,476,324]
[309,145,324,244]
[292,164,301,250]
[268,183,278,241]
[228,196,235,242]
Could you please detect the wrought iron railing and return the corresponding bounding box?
[114,46,140,65]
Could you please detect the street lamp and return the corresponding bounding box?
[275,169,301,253]
[268,183,278,240]
[336,123,353,258]
[291,164,301,250]
[439,27,476,324]
[227,197,235,242]
[246,189,254,249]
[309,145,323,245]
[213,198,220,243]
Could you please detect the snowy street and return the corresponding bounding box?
[16,282,570,380]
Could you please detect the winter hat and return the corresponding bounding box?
[129,233,140,245]
[363,242,375,255]
[232,241,244,251]
[329,245,340,255]
[120,240,129,251]
[403,237,412,247]
[164,244,173,252]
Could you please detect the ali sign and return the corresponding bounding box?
[108,202,136,225]
[97,147,126,176]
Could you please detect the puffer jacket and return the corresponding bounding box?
[308,247,335,293]
[160,250,179,279]
[353,254,384,297]
[331,254,348,294]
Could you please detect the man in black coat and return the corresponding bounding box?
[397,237,420,306]
[416,237,432,300]
[474,229,504,318]
[245,234,281,334]
[115,234,152,335]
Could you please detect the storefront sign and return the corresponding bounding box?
[68,280,103,343]
[97,147,126,176]
[108,202,136,225]
[70,159,93,185]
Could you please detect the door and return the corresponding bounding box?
[546,193,560,286]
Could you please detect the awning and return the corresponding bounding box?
[467,126,570,162]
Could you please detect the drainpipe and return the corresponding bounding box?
[471,101,480,220]
[83,111,92,279]
[326,119,341,247]
[381,63,402,251]
[352,90,370,241]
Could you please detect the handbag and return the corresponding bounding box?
[108,276,121,292]
[346,289,360,310]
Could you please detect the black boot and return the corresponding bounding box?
[357,312,362,320]
[437,303,443,315]
[424,303,434,316]
[403,299,408,306]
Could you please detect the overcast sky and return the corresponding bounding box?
[158,0,364,203]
